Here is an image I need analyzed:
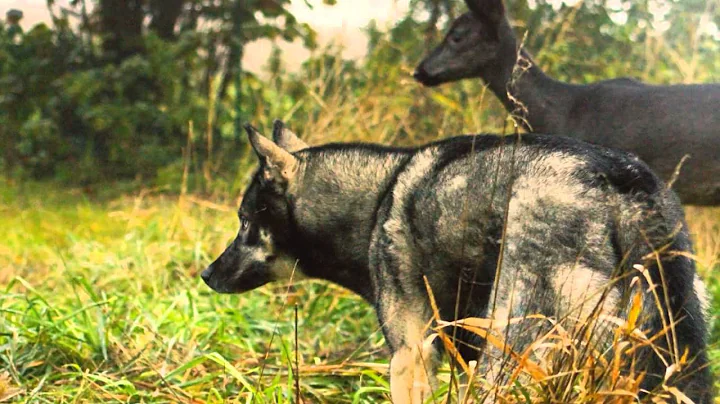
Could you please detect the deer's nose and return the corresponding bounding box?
[412,67,425,80]
[201,267,213,284]
[412,65,432,83]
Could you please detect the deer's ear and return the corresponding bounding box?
[272,119,308,152]
[245,124,299,183]
[466,0,505,24]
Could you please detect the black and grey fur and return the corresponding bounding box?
[413,0,720,206]
[202,120,712,403]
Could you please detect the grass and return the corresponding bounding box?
[0,180,388,402]
[0,177,719,403]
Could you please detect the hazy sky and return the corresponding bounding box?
[2,0,411,73]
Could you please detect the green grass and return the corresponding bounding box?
[0,180,389,403]
[1,179,719,403]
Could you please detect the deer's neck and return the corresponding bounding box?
[483,42,578,134]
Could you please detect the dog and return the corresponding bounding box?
[201,120,711,403]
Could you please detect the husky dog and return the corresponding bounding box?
[201,120,711,403]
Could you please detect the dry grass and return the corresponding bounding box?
[427,268,712,403]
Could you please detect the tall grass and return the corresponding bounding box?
[0,174,718,403]
[0,180,391,402]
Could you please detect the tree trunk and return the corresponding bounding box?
[425,0,441,45]
[98,0,145,63]
[217,0,245,102]
[149,0,185,41]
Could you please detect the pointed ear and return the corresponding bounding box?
[272,119,308,152]
[465,0,505,23]
[245,124,299,182]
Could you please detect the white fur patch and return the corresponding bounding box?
[694,273,710,320]
[539,152,586,175]
[388,315,437,404]
[393,149,438,209]
[258,228,306,281]
[505,151,594,256]
[552,263,620,318]
[445,175,468,193]
[510,151,591,212]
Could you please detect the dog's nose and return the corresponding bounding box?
[201,267,212,284]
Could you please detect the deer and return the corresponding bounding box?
[414,0,720,206]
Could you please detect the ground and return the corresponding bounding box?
[0,179,718,403]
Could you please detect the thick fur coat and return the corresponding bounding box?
[202,121,712,403]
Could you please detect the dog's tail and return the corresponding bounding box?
[612,187,712,403]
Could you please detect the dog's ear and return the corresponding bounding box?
[272,119,308,152]
[465,0,505,24]
[245,124,299,183]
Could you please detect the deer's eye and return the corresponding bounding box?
[449,30,464,43]
[240,215,250,231]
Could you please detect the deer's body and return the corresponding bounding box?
[415,5,720,205]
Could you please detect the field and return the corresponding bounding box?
[1,177,719,403]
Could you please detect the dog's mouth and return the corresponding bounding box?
[201,261,273,294]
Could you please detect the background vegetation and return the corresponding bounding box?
[0,0,718,402]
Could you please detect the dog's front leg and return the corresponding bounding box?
[379,301,439,404]
[389,336,437,403]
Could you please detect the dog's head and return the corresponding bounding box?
[201,120,308,294]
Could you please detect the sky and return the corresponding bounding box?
[2,0,411,73]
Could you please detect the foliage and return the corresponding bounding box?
[2,0,719,187]
[0,0,320,184]
[506,0,720,84]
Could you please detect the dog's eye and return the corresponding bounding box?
[240,215,250,231]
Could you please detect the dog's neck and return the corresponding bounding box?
[285,145,411,301]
